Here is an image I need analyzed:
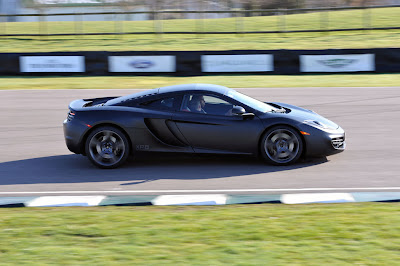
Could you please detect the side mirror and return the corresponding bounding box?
[231,106,246,115]
[231,106,254,120]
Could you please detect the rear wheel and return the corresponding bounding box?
[260,126,303,165]
[85,126,130,169]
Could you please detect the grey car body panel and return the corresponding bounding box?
[64,84,345,158]
[172,112,263,154]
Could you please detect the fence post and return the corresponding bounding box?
[196,12,202,36]
[235,9,244,36]
[125,12,130,36]
[114,13,123,39]
[320,8,329,34]
[39,11,48,39]
[154,11,163,39]
[278,8,286,34]
[1,15,6,35]
[363,7,371,31]
[74,13,83,37]
[196,3,204,37]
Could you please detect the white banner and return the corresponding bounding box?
[300,54,375,72]
[109,56,176,72]
[20,56,85,73]
[201,54,274,72]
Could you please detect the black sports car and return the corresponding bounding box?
[63,84,345,168]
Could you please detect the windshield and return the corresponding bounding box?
[226,90,278,113]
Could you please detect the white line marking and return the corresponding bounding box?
[152,194,227,206]
[26,196,106,207]
[281,193,355,204]
[0,187,400,195]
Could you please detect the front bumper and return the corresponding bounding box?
[299,124,346,157]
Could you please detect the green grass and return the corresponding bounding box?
[0,7,399,52]
[0,74,399,90]
[0,203,399,265]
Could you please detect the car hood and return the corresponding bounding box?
[262,102,339,130]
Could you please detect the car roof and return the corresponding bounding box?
[106,84,232,106]
[158,83,231,95]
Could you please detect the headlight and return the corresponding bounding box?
[303,120,336,132]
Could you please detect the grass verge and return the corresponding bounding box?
[0,203,399,265]
[0,74,399,90]
[0,7,398,52]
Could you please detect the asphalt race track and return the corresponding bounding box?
[1,87,400,196]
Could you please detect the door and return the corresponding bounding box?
[172,93,263,154]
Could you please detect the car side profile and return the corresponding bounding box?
[63,84,345,168]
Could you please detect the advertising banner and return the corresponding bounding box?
[300,54,375,72]
[108,56,176,72]
[20,56,85,72]
[201,54,274,72]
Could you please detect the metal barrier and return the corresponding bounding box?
[0,5,399,37]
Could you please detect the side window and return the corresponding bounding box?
[180,94,235,116]
[140,97,175,111]
[203,95,227,104]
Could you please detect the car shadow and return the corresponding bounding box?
[0,153,328,186]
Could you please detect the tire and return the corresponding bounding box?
[85,126,130,169]
[260,125,303,166]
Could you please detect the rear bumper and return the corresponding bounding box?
[63,119,87,154]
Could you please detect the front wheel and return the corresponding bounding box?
[260,126,303,165]
[85,126,130,169]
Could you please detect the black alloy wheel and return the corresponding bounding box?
[261,125,303,165]
[85,126,130,169]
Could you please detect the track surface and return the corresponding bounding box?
[1,87,399,196]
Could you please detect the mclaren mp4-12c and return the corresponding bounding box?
[64,84,345,168]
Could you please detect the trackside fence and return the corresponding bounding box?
[1,48,400,76]
[0,5,399,37]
